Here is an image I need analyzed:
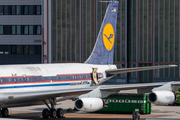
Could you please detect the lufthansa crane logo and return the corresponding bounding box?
[103,23,114,51]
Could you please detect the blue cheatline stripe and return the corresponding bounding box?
[0,82,90,89]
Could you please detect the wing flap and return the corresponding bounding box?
[105,65,177,75]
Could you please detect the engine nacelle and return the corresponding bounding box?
[148,91,175,105]
[75,98,104,112]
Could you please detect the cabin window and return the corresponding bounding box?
[119,100,124,103]
[125,99,130,103]
[107,99,111,103]
[113,99,118,103]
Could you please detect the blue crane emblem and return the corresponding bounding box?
[103,34,113,43]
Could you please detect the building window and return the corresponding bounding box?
[24,6,29,15]
[16,5,21,15]
[29,6,34,15]
[24,25,29,35]
[29,46,34,54]
[12,6,16,15]
[12,25,16,35]
[0,6,3,15]
[4,25,10,35]
[36,45,41,55]
[17,45,21,54]
[29,25,33,35]
[36,25,41,35]
[24,45,28,54]
[17,25,21,35]
[36,5,41,15]
[0,26,3,34]
[0,5,41,15]
[11,45,17,54]
[0,25,41,35]
[11,45,21,54]
[4,6,9,15]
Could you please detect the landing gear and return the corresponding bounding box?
[50,109,57,118]
[42,98,64,119]
[57,108,64,118]
[42,109,49,119]
[1,108,9,117]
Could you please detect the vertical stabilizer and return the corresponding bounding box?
[85,1,119,65]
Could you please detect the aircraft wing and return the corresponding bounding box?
[105,65,177,75]
[99,81,180,91]
[3,81,180,108]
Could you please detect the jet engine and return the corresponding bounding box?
[148,91,175,105]
[74,98,104,112]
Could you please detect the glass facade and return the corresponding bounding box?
[52,0,180,83]
[0,25,41,35]
[52,0,80,62]
[0,5,41,15]
[153,0,180,82]
[0,45,41,64]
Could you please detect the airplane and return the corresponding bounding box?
[0,1,179,119]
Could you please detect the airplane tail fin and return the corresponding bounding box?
[85,1,119,65]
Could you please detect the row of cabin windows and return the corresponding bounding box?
[0,75,93,83]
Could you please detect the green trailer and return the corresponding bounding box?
[98,94,151,114]
[174,88,180,104]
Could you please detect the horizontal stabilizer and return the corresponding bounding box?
[105,65,177,75]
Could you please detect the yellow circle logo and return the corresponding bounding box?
[103,23,114,51]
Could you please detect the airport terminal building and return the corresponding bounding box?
[0,0,42,64]
[0,0,180,83]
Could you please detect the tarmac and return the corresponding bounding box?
[0,100,180,120]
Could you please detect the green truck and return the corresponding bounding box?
[98,94,151,114]
[175,88,180,105]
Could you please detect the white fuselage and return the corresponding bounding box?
[0,63,116,106]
